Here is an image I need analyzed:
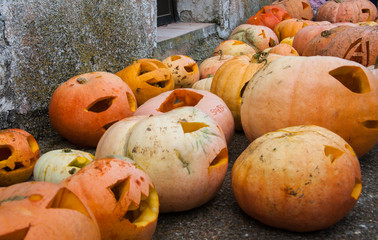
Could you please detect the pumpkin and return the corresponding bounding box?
[293,22,356,55]
[271,0,314,20]
[133,88,235,144]
[210,52,282,130]
[301,25,353,56]
[198,51,234,79]
[246,6,291,30]
[280,36,295,45]
[273,18,318,41]
[229,24,279,51]
[240,56,378,157]
[192,76,213,91]
[315,0,378,23]
[162,55,200,88]
[213,39,256,57]
[95,107,228,213]
[319,25,378,67]
[232,125,362,232]
[63,157,159,240]
[0,181,100,239]
[263,43,299,56]
[33,148,94,184]
[116,58,175,105]
[49,71,137,147]
[0,128,39,187]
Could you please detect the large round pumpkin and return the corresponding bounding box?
[95,107,228,213]
[315,0,378,23]
[116,58,175,105]
[246,6,291,30]
[133,88,235,144]
[62,157,159,240]
[241,56,378,157]
[229,24,279,51]
[232,125,361,232]
[210,52,282,130]
[0,128,39,187]
[271,0,314,20]
[273,18,318,41]
[49,71,137,147]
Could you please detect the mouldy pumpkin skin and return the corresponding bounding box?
[33,149,95,184]
[162,55,200,88]
[0,181,101,239]
[315,0,378,23]
[0,128,39,187]
[95,107,228,213]
[229,24,279,51]
[49,71,137,147]
[213,40,256,57]
[133,88,235,144]
[232,125,362,232]
[116,58,175,105]
[240,56,378,157]
[62,157,159,240]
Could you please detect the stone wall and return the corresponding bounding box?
[0,0,273,139]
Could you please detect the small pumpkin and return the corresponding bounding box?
[95,107,228,213]
[116,58,175,105]
[229,24,279,51]
[246,6,291,30]
[0,128,39,187]
[63,157,159,240]
[213,39,256,57]
[263,43,299,56]
[192,76,213,91]
[198,51,234,79]
[162,55,200,88]
[49,71,137,147]
[33,148,95,184]
[240,55,378,157]
[271,0,314,20]
[232,125,361,232]
[315,0,378,23]
[133,88,235,144]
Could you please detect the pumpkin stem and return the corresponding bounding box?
[321,30,331,37]
[374,56,378,69]
[253,52,269,64]
[63,148,72,153]
[334,0,344,3]
[215,50,224,60]
[76,77,88,84]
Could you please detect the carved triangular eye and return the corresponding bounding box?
[157,90,204,112]
[302,2,310,10]
[324,145,344,163]
[329,66,371,93]
[0,227,30,240]
[110,177,130,202]
[209,148,228,173]
[359,120,378,129]
[85,97,116,113]
[0,147,12,161]
[351,178,362,200]
[179,122,209,133]
[47,187,91,218]
[184,63,196,73]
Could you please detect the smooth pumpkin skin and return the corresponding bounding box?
[210,53,282,131]
[271,0,314,20]
[133,88,235,144]
[246,6,291,30]
[0,129,39,187]
[199,53,234,79]
[241,56,378,157]
[191,76,213,91]
[62,158,159,240]
[49,71,137,147]
[315,0,378,23]
[273,18,318,41]
[213,40,256,57]
[232,125,361,232]
[263,43,299,56]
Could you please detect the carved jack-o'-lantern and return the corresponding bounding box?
[49,72,137,147]
[33,148,95,184]
[271,0,314,20]
[95,107,228,213]
[62,157,159,240]
[162,55,200,88]
[0,181,101,239]
[241,56,378,157]
[0,129,39,187]
[213,40,257,57]
[116,58,175,105]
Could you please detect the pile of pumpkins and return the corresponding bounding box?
[0,0,377,238]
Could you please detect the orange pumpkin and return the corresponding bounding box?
[63,157,159,240]
[229,24,279,51]
[49,71,137,147]
[273,18,318,41]
[315,0,378,23]
[0,129,39,186]
[162,55,200,88]
[264,43,299,56]
[116,58,175,105]
[0,181,101,239]
[134,88,235,144]
[241,56,378,157]
[319,25,378,67]
[232,125,361,232]
[246,6,291,30]
[198,51,234,79]
[271,0,314,20]
[213,39,256,57]
[210,52,282,130]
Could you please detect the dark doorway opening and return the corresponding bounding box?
[157,0,177,26]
